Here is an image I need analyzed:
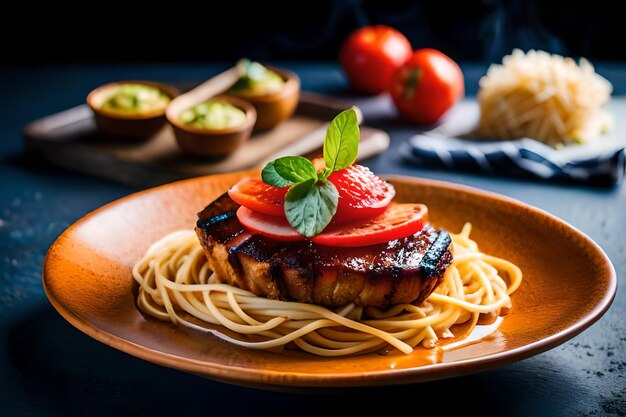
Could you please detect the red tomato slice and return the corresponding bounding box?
[236,203,427,247]
[228,178,287,217]
[328,164,395,223]
[228,164,395,222]
[236,206,303,241]
[312,203,427,247]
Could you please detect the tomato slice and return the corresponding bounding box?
[228,164,395,222]
[312,203,427,247]
[228,178,287,217]
[328,164,395,223]
[236,206,303,241]
[236,203,427,247]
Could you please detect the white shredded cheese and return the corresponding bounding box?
[477,49,613,147]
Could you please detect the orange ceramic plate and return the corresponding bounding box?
[42,173,616,390]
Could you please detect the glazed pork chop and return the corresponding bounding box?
[195,193,452,308]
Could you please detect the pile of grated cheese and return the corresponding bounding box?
[477,49,613,147]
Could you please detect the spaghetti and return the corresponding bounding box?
[132,224,522,356]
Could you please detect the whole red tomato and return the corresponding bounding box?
[339,25,412,94]
[390,48,464,125]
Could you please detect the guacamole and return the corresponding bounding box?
[179,100,247,130]
[229,59,285,96]
[101,84,171,114]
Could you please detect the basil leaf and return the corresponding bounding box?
[273,156,318,183]
[323,108,359,173]
[285,179,338,237]
[261,161,294,188]
[285,177,316,200]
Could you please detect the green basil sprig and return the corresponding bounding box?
[261,108,359,237]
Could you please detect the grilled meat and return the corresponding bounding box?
[195,193,452,308]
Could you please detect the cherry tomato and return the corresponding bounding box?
[329,164,395,224]
[339,25,412,94]
[228,178,287,217]
[390,48,464,125]
[237,203,427,246]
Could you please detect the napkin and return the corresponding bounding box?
[403,134,625,186]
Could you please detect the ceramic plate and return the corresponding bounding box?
[43,173,616,389]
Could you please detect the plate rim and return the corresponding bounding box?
[42,173,618,387]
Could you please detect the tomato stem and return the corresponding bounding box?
[404,68,422,99]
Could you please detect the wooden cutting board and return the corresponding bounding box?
[23,92,389,188]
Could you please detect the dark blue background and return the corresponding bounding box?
[2,0,624,64]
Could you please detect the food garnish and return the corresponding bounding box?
[228,109,431,246]
[228,178,287,217]
[237,202,427,247]
[259,108,360,237]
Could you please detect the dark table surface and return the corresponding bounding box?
[1,63,624,417]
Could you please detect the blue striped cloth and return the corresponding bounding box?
[403,133,625,187]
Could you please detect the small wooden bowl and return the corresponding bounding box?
[228,66,300,131]
[87,80,179,139]
[168,96,256,158]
